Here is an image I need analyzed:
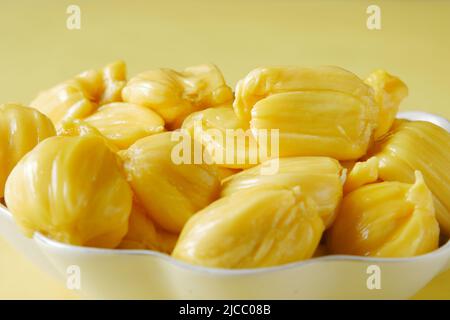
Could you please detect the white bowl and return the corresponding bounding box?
[0,112,449,299]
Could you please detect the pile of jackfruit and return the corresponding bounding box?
[1,61,449,269]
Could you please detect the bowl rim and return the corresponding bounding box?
[397,111,450,132]
[1,204,449,276]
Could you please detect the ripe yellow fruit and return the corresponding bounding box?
[182,106,260,168]
[31,61,126,127]
[118,204,178,254]
[234,66,375,123]
[58,119,101,136]
[221,157,343,228]
[122,64,233,129]
[365,70,408,139]
[328,172,439,257]
[121,132,221,233]
[57,119,119,152]
[172,186,324,268]
[343,156,379,194]
[85,102,165,149]
[0,103,55,198]
[250,91,378,159]
[4,135,132,248]
[183,106,248,133]
[369,120,450,236]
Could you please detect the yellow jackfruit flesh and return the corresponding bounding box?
[85,102,165,149]
[232,66,378,160]
[221,157,343,228]
[99,60,127,104]
[343,156,379,194]
[369,120,450,236]
[121,132,221,233]
[31,61,126,127]
[172,186,324,268]
[250,90,378,159]
[122,64,233,129]
[328,172,440,257]
[234,66,375,123]
[182,106,260,168]
[4,135,132,248]
[118,204,178,254]
[57,119,119,152]
[0,103,56,198]
[2,62,445,265]
[365,70,408,139]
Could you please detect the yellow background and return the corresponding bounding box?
[0,0,449,299]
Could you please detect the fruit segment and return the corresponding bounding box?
[0,103,56,198]
[85,102,165,149]
[182,106,260,168]
[31,61,126,127]
[343,156,379,194]
[172,186,324,268]
[118,204,178,254]
[250,91,378,159]
[121,132,221,233]
[222,157,343,228]
[328,172,440,257]
[364,70,408,139]
[122,64,233,129]
[57,119,120,152]
[4,135,132,248]
[233,66,375,123]
[369,120,450,236]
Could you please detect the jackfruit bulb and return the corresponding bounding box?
[118,204,178,253]
[182,106,260,168]
[85,102,165,149]
[122,64,233,129]
[234,66,378,160]
[31,61,126,127]
[0,103,56,198]
[57,119,119,152]
[343,156,379,194]
[173,186,324,268]
[328,172,440,257]
[121,132,221,233]
[369,120,450,237]
[364,70,408,139]
[4,135,132,248]
[222,157,344,228]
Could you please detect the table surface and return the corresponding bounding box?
[0,0,449,299]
